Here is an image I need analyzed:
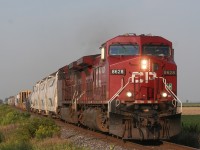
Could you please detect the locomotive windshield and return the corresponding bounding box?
[142,45,170,57]
[109,44,139,56]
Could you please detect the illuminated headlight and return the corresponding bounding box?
[162,92,168,98]
[141,59,148,70]
[126,91,132,97]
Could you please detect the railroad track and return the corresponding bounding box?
[161,141,197,150]
[135,140,197,150]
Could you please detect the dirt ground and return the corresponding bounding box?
[182,107,200,115]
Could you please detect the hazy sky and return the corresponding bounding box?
[0,0,200,102]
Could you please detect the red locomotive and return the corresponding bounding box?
[30,34,182,140]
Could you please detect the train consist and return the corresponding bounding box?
[10,34,182,140]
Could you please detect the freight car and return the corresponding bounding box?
[30,34,182,140]
[30,72,63,116]
[15,90,31,110]
[7,96,15,106]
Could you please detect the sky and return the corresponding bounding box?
[0,0,200,102]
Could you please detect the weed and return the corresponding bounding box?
[0,105,85,150]
[0,131,4,143]
[172,115,200,148]
[35,125,60,139]
[0,141,33,150]
[0,105,30,125]
[23,117,60,139]
[109,144,115,150]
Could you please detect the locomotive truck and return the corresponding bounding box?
[30,33,182,140]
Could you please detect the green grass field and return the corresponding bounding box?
[174,115,200,148]
[182,115,200,127]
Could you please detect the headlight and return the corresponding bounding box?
[141,59,148,70]
[126,91,132,97]
[162,92,168,98]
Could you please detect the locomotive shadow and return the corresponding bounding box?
[130,139,163,146]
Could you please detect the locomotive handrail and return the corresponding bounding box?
[72,90,86,112]
[159,77,182,113]
[108,77,132,117]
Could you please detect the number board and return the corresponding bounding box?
[110,69,126,75]
[164,70,176,76]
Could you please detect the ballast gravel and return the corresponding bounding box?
[61,128,131,150]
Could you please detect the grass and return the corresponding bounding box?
[0,104,86,150]
[172,115,200,148]
[182,115,200,127]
